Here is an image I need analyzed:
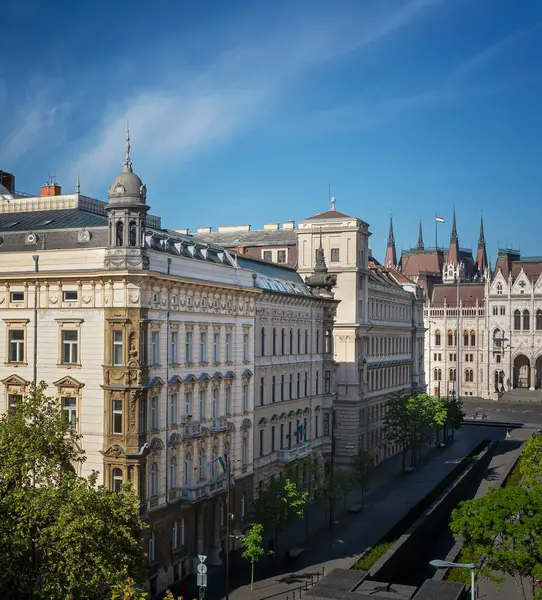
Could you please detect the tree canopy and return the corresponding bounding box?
[0,383,146,599]
[450,485,542,600]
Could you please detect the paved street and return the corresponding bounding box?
[183,427,508,600]
[462,398,542,429]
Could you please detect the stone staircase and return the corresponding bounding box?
[501,389,542,403]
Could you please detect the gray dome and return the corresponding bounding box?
[107,129,148,209]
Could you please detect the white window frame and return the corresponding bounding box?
[242,384,248,412]
[112,468,123,493]
[62,396,77,428]
[151,395,159,430]
[225,386,231,415]
[170,330,178,364]
[61,329,78,364]
[225,333,232,362]
[185,330,193,363]
[199,389,206,419]
[151,330,159,366]
[8,329,25,363]
[200,331,207,363]
[243,333,249,362]
[112,399,123,435]
[185,391,192,416]
[112,330,123,366]
[170,393,178,425]
[213,333,220,363]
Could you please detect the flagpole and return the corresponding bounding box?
[435,213,437,250]
[225,451,231,600]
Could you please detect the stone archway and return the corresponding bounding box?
[513,354,531,389]
[536,356,542,390]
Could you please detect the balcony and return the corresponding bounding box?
[211,416,228,433]
[182,421,204,438]
[180,477,227,502]
[277,442,312,463]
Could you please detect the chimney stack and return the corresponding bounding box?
[40,184,62,197]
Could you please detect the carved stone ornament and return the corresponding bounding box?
[78,229,92,243]
[0,296,4,305]
[82,295,91,304]
[104,444,125,458]
[129,393,137,429]
[49,296,58,304]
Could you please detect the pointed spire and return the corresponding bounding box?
[331,196,336,211]
[314,228,327,273]
[450,207,458,241]
[385,215,397,267]
[417,220,424,250]
[123,119,132,173]
[387,215,395,245]
[478,214,485,247]
[76,173,80,195]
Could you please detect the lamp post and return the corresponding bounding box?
[430,559,476,600]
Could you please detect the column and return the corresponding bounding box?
[530,360,536,391]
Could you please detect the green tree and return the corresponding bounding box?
[252,477,307,554]
[0,382,146,599]
[450,486,542,600]
[445,398,464,441]
[240,523,266,590]
[519,434,542,488]
[384,391,413,472]
[350,448,374,506]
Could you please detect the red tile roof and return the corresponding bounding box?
[305,209,354,220]
[431,283,485,307]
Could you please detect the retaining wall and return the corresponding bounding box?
[368,442,495,583]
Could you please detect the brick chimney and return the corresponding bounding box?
[40,184,62,197]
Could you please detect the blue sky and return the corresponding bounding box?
[1,0,541,264]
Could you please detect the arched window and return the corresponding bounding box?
[463,330,469,347]
[272,328,277,355]
[494,370,504,387]
[470,330,476,346]
[281,328,286,355]
[537,309,542,331]
[129,221,137,247]
[240,492,246,520]
[289,329,293,354]
[150,462,158,497]
[148,532,156,563]
[449,368,456,382]
[514,310,521,330]
[112,468,123,493]
[433,368,442,381]
[523,309,530,331]
[447,330,453,346]
[305,330,309,354]
[116,221,124,246]
[184,453,191,486]
[261,327,266,356]
[435,330,441,346]
[169,456,177,490]
[496,282,503,295]
[465,369,473,382]
[325,329,333,354]
[493,328,502,347]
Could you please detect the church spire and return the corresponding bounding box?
[417,220,424,250]
[450,207,458,242]
[475,214,488,275]
[385,215,397,267]
[447,207,459,265]
[123,120,132,173]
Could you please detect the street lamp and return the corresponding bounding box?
[429,559,476,600]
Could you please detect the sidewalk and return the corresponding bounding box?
[191,428,487,600]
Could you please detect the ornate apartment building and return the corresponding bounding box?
[195,201,426,466]
[0,138,337,596]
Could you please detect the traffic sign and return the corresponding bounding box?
[197,563,207,574]
[198,554,207,563]
[197,573,208,587]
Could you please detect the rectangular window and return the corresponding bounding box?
[272,376,276,403]
[280,423,284,449]
[263,250,272,261]
[243,333,249,362]
[271,425,276,452]
[242,385,248,412]
[296,373,300,398]
[260,377,264,406]
[315,415,319,438]
[151,396,158,430]
[492,306,498,315]
[62,290,78,301]
[112,331,123,366]
[225,333,232,362]
[199,390,206,419]
[277,250,286,264]
[500,306,506,315]
[289,374,293,399]
[10,291,24,302]
[324,370,331,394]
[170,393,178,425]
[151,331,159,366]
[213,333,220,363]
[316,371,319,395]
[212,388,218,419]
[225,386,231,415]
[280,375,284,401]
[170,331,178,364]
[112,399,123,434]
[61,329,78,364]
[139,398,147,434]
[200,331,207,362]
[304,372,308,397]
[259,429,264,456]
[330,248,340,262]
[8,329,25,363]
[8,394,21,416]
[185,392,192,416]
[140,325,148,366]
[185,330,193,363]
[62,396,77,428]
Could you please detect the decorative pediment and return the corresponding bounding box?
[314,405,321,413]
[224,371,235,380]
[241,369,253,379]
[198,373,211,382]
[535,272,542,295]
[295,408,303,416]
[168,432,183,448]
[241,418,252,429]
[258,417,269,426]
[142,376,164,389]
[489,270,507,295]
[211,372,223,381]
[303,407,311,415]
[279,412,288,421]
[270,414,279,424]
[103,444,125,458]
[168,375,183,385]
[149,437,165,453]
[511,269,531,295]
[288,410,296,418]
[53,375,85,390]
[1,374,29,388]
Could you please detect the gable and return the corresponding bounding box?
[489,270,508,295]
[511,268,532,295]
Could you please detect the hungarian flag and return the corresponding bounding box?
[436,216,445,223]
[218,454,228,474]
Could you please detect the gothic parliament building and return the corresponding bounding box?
[384,210,542,401]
